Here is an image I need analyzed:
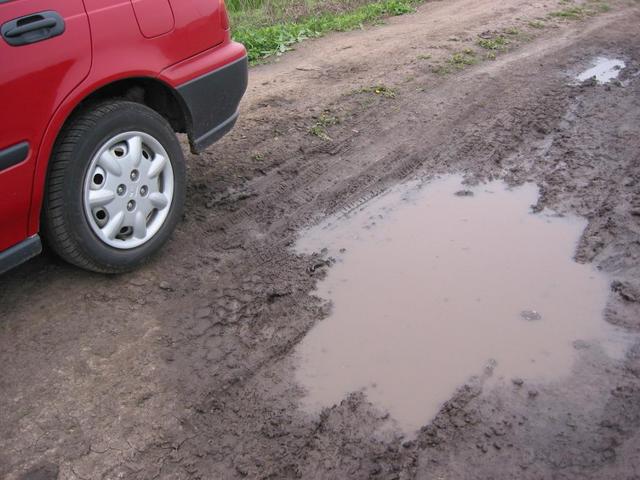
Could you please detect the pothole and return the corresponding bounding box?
[294,175,630,435]
[576,57,625,84]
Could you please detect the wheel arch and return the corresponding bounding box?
[69,77,192,134]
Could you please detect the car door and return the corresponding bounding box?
[0,0,91,252]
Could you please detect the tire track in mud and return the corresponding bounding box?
[2,3,640,479]
[124,10,640,480]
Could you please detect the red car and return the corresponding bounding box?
[0,0,247,273]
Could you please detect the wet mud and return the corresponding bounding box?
[1,0,640,478]
[295,175,631,435]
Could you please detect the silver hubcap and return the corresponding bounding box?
[83,132,174,249]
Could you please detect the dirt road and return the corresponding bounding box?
[2,0,640,478]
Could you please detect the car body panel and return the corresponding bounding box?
[0,0,91,252]
[130,0,175,38]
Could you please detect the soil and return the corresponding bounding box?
[2,0,640,478]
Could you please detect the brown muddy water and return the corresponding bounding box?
[294,175,630,435]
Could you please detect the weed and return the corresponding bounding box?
[309,111,340,140]
[318,111,340,126]
[432,64,451,75]
[477,35,509,50]
[528,19,546,28]
[548,6,589,19]
[308,125,332,140]
[449,49,477,68]
[357,85,398,98]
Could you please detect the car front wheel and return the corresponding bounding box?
[43,101,186,273]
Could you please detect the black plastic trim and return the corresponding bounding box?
[0,141,29,172]
[176,55,248,153]
[1,11,65,46]
[0,235,42,275]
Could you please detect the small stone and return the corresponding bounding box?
[129,277,147,286]
[159,281,173,291]
[195,307,212,319]
[455,190,474,197]
[573,339,589,350]
[528,389,539,398]
[512,378,524,387]
[485,358,498,374]
[520,309,542,321]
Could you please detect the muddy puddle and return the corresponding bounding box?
[294,175,629,435]
[576,57,625,83]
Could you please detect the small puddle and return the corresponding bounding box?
[294,175,628,435]
[576,57,625,83]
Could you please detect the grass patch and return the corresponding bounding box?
[308,124,332,140]
[309,111,340,140]
[230,0,420,63]
[528,19,546,28]
[449,49,478,68]
[548,6,589,19]
[548,0,611,21]
[432,48,482,74]
[477,35,509,50]
[357,84,398,98]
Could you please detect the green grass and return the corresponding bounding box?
[548,0,611,20]
[477,35,509,50]
[528,19,546,28]
[449,49,477,67]
[431,48,478,75]
[356,84,398,97]
[229,0,419,63]
[548,6,589,19]
[309,111,340,140]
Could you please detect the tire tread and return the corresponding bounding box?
[43,100,184,274]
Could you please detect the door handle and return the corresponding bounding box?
[4,18,58,38]
[1,11,65,46]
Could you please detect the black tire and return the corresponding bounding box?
[43,100,186,274]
